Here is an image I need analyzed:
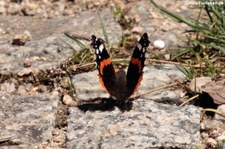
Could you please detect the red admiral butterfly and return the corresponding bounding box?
[91,33,150,103]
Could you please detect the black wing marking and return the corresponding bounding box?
[126,33,150,98]
[91,35,117,98]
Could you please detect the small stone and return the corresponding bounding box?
[24,83,33,92]
[21,2,38,16]
[6,83,15,93]
[0,5,6,15]
[11,138,22,145]
[87,2,95,9]
[52,129,66,143]
[63,9,73,16]
[215,104,225,121]
[63,94,77,106]
[17,68,33,76]
[7,3,21,15]
[179,92,186,98]
[206,138,217,148]
[201,132,209,140]
[0,27,6,35]
[37,85,47,93]
[0,82,15,93]
[60,77,70,88]
[164,54,170,60]
[12,31,32,46]
[17,85,27,95]
[200,122,206,130]
[131,26,144,34]
[23,59,32,67]
[153,39,165,49]
[30,86,39,93]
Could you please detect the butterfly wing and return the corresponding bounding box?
[91,35,117,98]
[126,33,150,98]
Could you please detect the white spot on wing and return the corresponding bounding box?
[99,44,104,52]
[96,49,99,54]
[137,43,142,50]
[143,47,146,53]
[98,55,101,59]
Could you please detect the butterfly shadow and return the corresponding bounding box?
[77,97,134,112]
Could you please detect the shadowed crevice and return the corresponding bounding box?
[77,97,133,112]
[194,92,219,117]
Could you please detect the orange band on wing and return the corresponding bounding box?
[99,58,112,75]
[132,73,143,95]
[98,75,106,90]
[130,58,142,72]
[98,75,111,94]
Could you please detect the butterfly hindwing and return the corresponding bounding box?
[91,35,117,97]
[126,33,150,98]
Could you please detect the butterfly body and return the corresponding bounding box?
[91,33,150,103]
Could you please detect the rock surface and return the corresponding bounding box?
[0,35,71,75]
[0,91,59,148]
[67,99,200,149]
[0,9,122,76]
[70,64,200,148]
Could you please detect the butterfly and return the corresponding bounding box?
[90,33,150,104]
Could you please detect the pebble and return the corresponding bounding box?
[131,26,144,34]
[7,3,21,15]
[0,27,6,35]
[164,53,170,60]
[17,68,33,76]
[17,85,27,95]
[22,2,37,16]
[37,85,47,93]
[201,132,209,140]
[23,59,32,67]
[63,94,77,106]
[200,122,206,130]
[0,5,6,14]
[215,104,225,121]
[0,82,15,93]
[12,30,32,46]
[153,39,165,49]
[207,138,217,148]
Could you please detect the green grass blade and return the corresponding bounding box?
[208,43,225,53]
[150,0,209,31]
[64,32,88,50]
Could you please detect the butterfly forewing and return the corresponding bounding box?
[91,35,117,97]
[126,33,150,98]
